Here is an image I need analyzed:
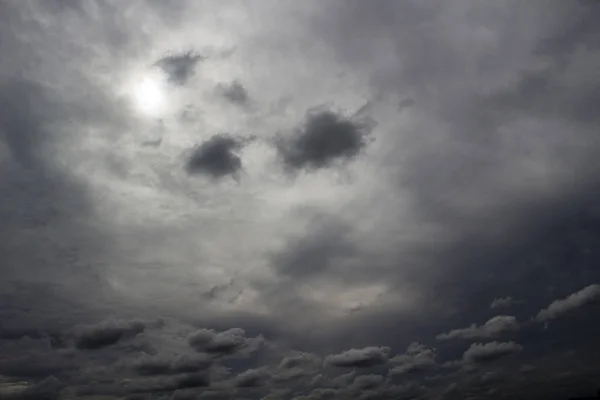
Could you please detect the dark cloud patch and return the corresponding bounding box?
[73,320,145,350]
[185,134,244,180]
[155,51,203,86]
[436,316,520,341]
[324,346,390,368]
[535,284,600,322]
[462,341,523,364]
[217,81,249,105]
[275,109,372,171]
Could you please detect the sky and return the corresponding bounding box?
[0,1,599,399]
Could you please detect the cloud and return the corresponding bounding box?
[155,51,203,86]
[127,373,210,394]
[324,346,390,368]
[275,109,372,171]
[73,320,145,350]
[490,297,516,309]
[350,374,385,391]
[270,216,357,279]
[132,354,212,376]
[535,284,600,322]
[436,316,520,341]
[217,81,249,105]
[234,368,270,388]
[188,328,262,357]
[185,134,245,179]
[278,353,322,370]
[389,342,437,376]
[7,375,64,400]
[462,341,523,364]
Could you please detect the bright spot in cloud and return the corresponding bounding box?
[131,70,166,116]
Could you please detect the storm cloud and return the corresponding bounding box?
[1,1,600,399]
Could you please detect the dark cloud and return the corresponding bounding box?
[155,51,203,86]
[462,341,523,364]
[217,81,249,105]
[127,372,210,394]
[73,320,145,350]
[436,316,520,341]
[324,346,390,368]
[133,354,212,376]
[7,375,64,400]
[275,109,372,171]
[188,328,262,357]
[185,134,244,179]
[535,284,600,322]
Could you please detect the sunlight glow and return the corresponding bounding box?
[132,71,166,116]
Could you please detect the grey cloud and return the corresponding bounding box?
[73,320,145,350]
[6,375,64,400]
[234,368,270,388]
[188,328,262,357]
[462,341,523,364]
[329,371,355,388]
[490,297,516,309]
[389,342,437,376]
[275,109,372,171]
[186,134,244,179]
[535,284,600,322]
[278,353,322,370]
[436,316,519,341]
[132,354,212,376]
[217,81,249,105]
[155,51,203,86]
[270,217,357,279]
[324,346,390,368]
[127,372,210,394]
[350,374,385,391]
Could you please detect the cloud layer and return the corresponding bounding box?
[1,1,600,399]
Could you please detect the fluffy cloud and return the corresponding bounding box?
[389,342,437,376]
[436,316,520,340]
[188,328,262,357]
[490,297,516,309]
[324,347,390,368]
[535,284,600,322]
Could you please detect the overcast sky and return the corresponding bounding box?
[1,1,599,399]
